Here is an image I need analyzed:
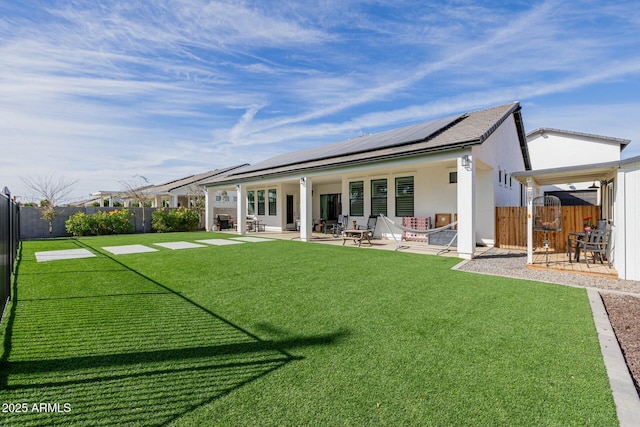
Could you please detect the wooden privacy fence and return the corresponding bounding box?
[495,206,601,252]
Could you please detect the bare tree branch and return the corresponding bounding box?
[21,174,78,206]
[20,174,78,236]
[119,175,154,232]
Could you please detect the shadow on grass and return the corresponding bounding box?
[0,241,349,426]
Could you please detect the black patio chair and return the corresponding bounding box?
[577,229,611,268]
[357,215,378,239]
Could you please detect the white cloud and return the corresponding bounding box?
[2,0,639,203]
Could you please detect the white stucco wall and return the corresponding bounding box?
[527,131,621,170]
[528,131,625,194]
[615,159,640,281]
[472,115,525,208]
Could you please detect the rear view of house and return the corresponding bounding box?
[203,102,531,259]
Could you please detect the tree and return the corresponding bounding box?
[21,174,78,237]
[120,175,154,232]
[185,183,207,230]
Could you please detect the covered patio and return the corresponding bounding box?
[203,103,531,261]
[512,160,621,279]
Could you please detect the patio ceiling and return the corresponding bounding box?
[511,160,620,187]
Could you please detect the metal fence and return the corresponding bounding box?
[1,187,20,323]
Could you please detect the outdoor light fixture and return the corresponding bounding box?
[589,181,599,189]
[461,155,471,168]
[300,177,306,185]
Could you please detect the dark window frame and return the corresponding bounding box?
[349,181,364,217]
[395,176,414,217]
[371,179,387,216]
[268,188,277,216]
[257,190,265,215]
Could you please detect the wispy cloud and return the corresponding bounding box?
[1,0,639,202]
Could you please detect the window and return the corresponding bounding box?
[449,172,457,184]
[395,177,414,217]
[606,181,614,222]
[268,189,277,215]
[371,179,387,216]
[349,181,364,216]
[257,190,265,215]
[215,196,221,201]
[320,194,342,221]
[247,191,255,215]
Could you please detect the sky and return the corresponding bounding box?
[2,0,639,204]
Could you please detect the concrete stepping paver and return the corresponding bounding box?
[154,242,207,250]
[196,239,245,246]
[230,237,273,243]
[103,244,158,255]
[35,249,96,262]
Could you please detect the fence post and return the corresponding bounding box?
[2,187,11,311]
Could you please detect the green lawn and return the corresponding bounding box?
[0,232,618,426]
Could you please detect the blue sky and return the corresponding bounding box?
[2,0,639,203]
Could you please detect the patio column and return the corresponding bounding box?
[526,177,534,264]
[171,194,179,208]
[205,189,212,231]
[299,176,313,242]
[457,154,475,259]
[236,184,247,235]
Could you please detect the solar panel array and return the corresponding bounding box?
[240,113,463,173]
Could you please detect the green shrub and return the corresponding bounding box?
[65,210,134,236]
[65,212,91,236]
[151,208,200,233]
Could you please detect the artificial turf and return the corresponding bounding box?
[0,232,618,426]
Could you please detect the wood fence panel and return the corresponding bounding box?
[495,206,601,252]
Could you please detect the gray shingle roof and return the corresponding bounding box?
[207,102,524,184]
[242,113,463,174]
[149,164,248,193]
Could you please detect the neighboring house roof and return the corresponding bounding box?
[148,164,248,194]
[205,102,529,185]
[527,128,631,151]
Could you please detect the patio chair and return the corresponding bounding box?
[357,215,378,239]
[331,214,348,237]
[577,229,611,268]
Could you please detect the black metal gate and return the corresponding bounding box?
[1,187,20,324]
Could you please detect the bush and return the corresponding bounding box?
[65,212,91,236]
[152,208,200,233]
[65,209,134,236]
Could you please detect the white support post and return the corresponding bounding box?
[236,185,247,235]
[526,177,534,264]
[457,154,476,259]
[205,189,212,231]
[299,177,312,241]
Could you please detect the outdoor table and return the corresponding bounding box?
[246,219,264,232]
[342,229,372,247]
[567,231,587,262]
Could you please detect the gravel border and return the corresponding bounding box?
[453,247,640,295]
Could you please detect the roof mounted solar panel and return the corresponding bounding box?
[240,113,464,173]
